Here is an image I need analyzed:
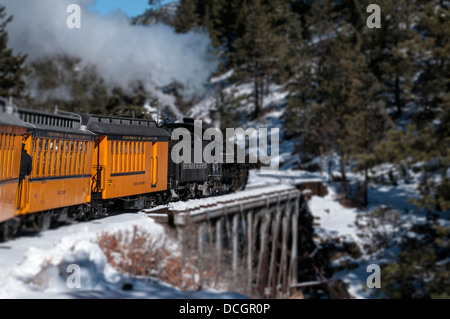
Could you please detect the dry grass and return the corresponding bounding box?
[96,226,224,291]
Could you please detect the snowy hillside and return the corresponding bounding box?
[191,74,450,299]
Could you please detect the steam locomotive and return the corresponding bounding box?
[0,99,250,242]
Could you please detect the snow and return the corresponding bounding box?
[0,214,246,299]
[247,165,437,299]
[309,187,360,242]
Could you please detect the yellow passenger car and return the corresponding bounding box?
[0,101,29,239]
[81,114,171,211]
[16,109,96,227]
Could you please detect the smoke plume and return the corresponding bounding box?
[2,0,217,118]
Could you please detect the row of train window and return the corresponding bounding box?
[110,141,146,174]
[1,136,152,180]
[0,133,17,181]
[32,138,91,178]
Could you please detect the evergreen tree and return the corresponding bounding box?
[283,0,335,159]
[414,1,450,122]
[346,99,393,205]
[361,0,419,118]
[131,0,174,26]
[0,5,28,99]
[316,23,382,181]
[173,0,200,33]
[232,0,285,119]
[382,223,450,299]
[375,115,450,213]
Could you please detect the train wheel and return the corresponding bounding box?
[0,222,12,243]
[37,212,52,232]
[234,169,249,191]
[83,209,93,221]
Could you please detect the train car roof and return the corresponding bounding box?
[0,100,33,130]
[164,120,215,133]
[0,111,29,128]
[17,108,96,140]
[81,114,170,139]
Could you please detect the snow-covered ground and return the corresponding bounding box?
[0,166,441,299]
[247,167,440,299]
[0,214,245,299]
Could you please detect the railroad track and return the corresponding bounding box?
[144,184,300,225]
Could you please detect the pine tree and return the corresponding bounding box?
[376,115,450,212]
[131,0,174,26]
[0,5,28,99]
[283,0,335,159]
[318,23,381,181]
[346,99,393,205]
[414,1,450,120]
[209,0,246,56]
[173,0,200,33]
[282,14,320,158]
[358,0,419,118]
[232,0,285,119]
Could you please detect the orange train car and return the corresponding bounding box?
[0,101,30,240]
[15,108,96,230]
[80,114,171,213]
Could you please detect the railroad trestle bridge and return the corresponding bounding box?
[149,184,317,299]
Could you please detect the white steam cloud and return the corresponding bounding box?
[2,0,218,118]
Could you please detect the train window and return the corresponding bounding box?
[73,141,77,174]
[66,141,71,175]
[0,135,3,180]
[80,141,84,174]
[50,140,55,175]
[111,142,115,173]
[0,136,2,180]
[47,140,52,176]
[56,140,60,176]
[0,135,2,180]
[78,141,82,174]
[36,139,41,176]
[141,142,145,170]
[71,141,75,175]
[3,135,6,179]
[42,143,47,176]
[59,140,64,175]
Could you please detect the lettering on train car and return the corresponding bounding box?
[43,132,92,140]
[134,182,145,186]
[182,163,208,170]
[109,136,159,141]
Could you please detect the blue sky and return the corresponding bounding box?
[88,0,171,17]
